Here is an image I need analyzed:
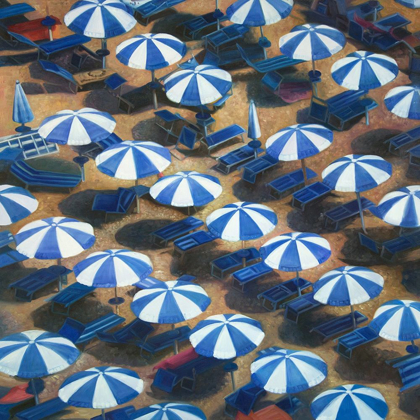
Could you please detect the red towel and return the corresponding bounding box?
[0,383,33,404]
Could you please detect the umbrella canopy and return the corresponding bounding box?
[189,314,265,359]
[116,33,186,70]
[131,280,211,324]
[206,202,277,242]
[74,249,153,288]
[96,141,171,180]
[250,348,327,393]
[331,51,398,91]
[131,402,206,420]
[39,108,116,146]
[13,80,34,126]
[395,0,420,7]
[248,100,261,140]
[0,184,38,225]
[150,171,222,207]
[15,217,95,260]
[311,384,389,420]
[164,65,232,106]
[59,366,143,409]
[385,85,420,120]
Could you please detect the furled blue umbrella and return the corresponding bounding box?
[59,366,143,420]
[248,100,262,158]
[116,33,186,109]
[395,0,420,8]
[385,85,420,120]
[38,108,116,146]
[131,402,206,420]
[311,384,389,420]
[0,184,38,225]
[322,154,392,233]
[0,330,80,404]
[227,0,294,58]
[65,0,137,68]
[266,124,333,184]
[370,299,420,354]
[331,51,398,91]
[13,80,34,133]
[189,314,265,359]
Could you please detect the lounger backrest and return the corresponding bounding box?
[234,389,257,414]
[7,31,38,48]
[348,19,364,41]
[178,126,198,150]
[153,368,178,392]
[236,44,257,68]
[39,60,76,85]
[58,317,85,343]
[117,188,135,211]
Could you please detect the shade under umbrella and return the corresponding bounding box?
[385,85,420,120]
[13,80,34,132]
[0,184,38,225]
[130,402,206,420]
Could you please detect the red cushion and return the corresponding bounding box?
[0,383,33,404]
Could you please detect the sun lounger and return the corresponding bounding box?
[97,318,154,345]
[380,230,420,261]
[170,126,203,160]
[204,24,249,53]
[240,154,278,184]
[173,230,218,262]
[358,232,382,254]
[211,247,260,279]
[232,262,273,292]
[135,276,164,289]
[154,110,200,145]
[310,311,369,341]
[152,347,199,373]
[203,124,245,156]
[203,44,265,67]
[267,168,317,199]
[292,182,332,211]
[386,353,419,367]
[283,292,322,323]
[72,133,123,160]
[392,354,420,392]
[328,98,378,130]
[409,144,420,168]
[15,397,69,420]
[151,217,204,247]
[133,0,186,25]
[58,313,125,348]
[92,188,139,219]
[216,145,264,174]
[90,406,135,420]
[385,125,420,156]
[224,382,267,417]
[257,278,312,311]
[335,325,379,359]
[177,11,228,39]
[0,230,28,269]
[0,3,35,21]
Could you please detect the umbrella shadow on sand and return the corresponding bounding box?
[132,116,171,144]
[351,128,401,156]
[400,388,420,419]
[150,12,196,37]
[0,266,36,302]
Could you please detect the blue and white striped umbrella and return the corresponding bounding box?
[15,217,95,260]
[131,403,206,420]
[189,314,265,359]
[164,65,232,106]
[331,51,398,91]
[39,108,116,146]
[59,366,143,409]
[13,80,33,127]
[74,249,153,288]
[395,0,420,8]
[385,85,420,120]
[150,171,222,208]
[206,202,277,242]
[131,281,211,324]
[248,100,261,140]
[250,348,327,393]
[0,184,38,225]
[96,141,171,180]
[311,384,388,420]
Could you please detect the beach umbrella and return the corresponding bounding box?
[13,80,34,132]
[0,330,80,404]
[116,33,186,109]
[65,0,137,68]
[38,108,116,146]
[395,0,420,7]
[266,124,333,184]
[59,366,143,420]
[370,299,420,354]
[248,100,262,158]
[131,402,206,420]
[385,85,420,120]
[0,184,38,225]
[322,154,392,233]
[331,51,398,91]
[227,0,294,58]
[313,266,384,328]
[150,171,222,211]
[311,384,389,420]
[189,314,265,359]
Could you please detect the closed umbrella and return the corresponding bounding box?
[0,184,38,225]
[385,85,420,120]
[248,100,262,158]
[131,402,206,420]
[13,80,34,133]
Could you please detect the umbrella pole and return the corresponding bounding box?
[172,324,179,354]
[57,258,63,291]
[301,158,308,185]
[260,27,267,60]
[311,58,318,96]
[31,378,39,405]
[356,192,367,234]
[151,70,158,110]
[296,271,301,296]
[101,39,107,69]
[350,304,356,329]
[102,409,106,420]
[114,287,120,315]
[216,0,220,30]
[135,180,140,214]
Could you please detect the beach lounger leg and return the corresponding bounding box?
[356,192,367,234]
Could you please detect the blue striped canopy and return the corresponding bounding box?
[74,249,153,288]
[59,366,143,409]
[226,0,293,26]
[96,141,171,180]
[164,65,232,106]
[395,0,420,7]
[332,51,398,91]
[206,202,277,242]
[64,0,136,39]
[0,184,38,225]
[311,384,388,420]
[0,330,79,378]
[38,108,116,146]
[131,403,206,420]
[132,280,210,324]
[385,85,420,120]
[13,80,33,125]
[251,348,327,393]
[15,217,95,260]
[150,171,222,207]
[248,100,261,140]
[189,314,265,359]
[375,186,420,228]
[322,154,392,193]
[266,124,333,161]
[370,300,420,341]
[280,24,346,61]
[116,33,186,70]
[313,266,384,306]
[261,232,331,272]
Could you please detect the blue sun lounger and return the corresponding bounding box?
[0,3,35,20]
[240,154,278,184]
[73,133,123,159]
[267,168,318,199]
[380,230,420,261]
[284,292,322,323]
[392,354,420,392]
[232,262,273,292]
[205,24,249,53]
[177,11,228,39]
[203,124,246,156]
[15,397,69,420]
[211,248,260,279]
[91,406,136,420]
[203,44,265,67]
[151,217,204,247]
[216,145,264,174]
[224,382,267,417]
[97,319,154,345]
[92,188,139,219]
[358,232,382,254]
[385,125,420,156]
[0,231,28,269]
[133,0,186,25]
[292,182,332,211]
[335,325,379,359]
[173,230,218,262]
